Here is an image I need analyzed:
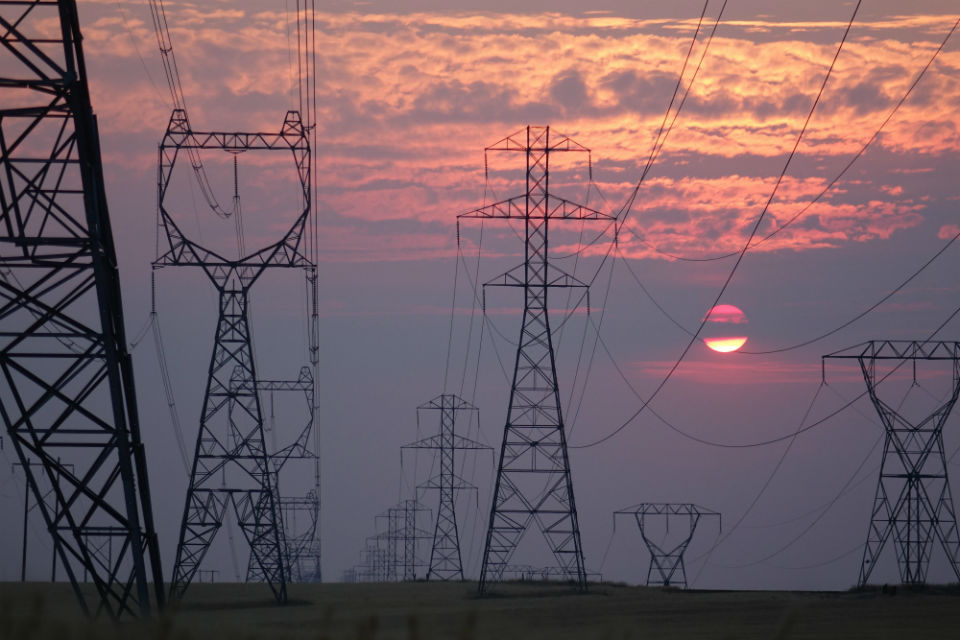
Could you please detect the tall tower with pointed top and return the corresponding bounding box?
[403,394,491,580]
[459,126,614,592]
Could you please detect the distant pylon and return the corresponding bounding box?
[402,394,491,580]
[459,126,615,593]
[373,499,432,581]
[614,503,720,588]
[824,341,960,586]
[157,109,313,603]
[242,367,320,583]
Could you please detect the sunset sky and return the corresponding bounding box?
[3,0,960,590]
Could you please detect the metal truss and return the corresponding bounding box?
[824,341,960,585]
[614,503,720,588]
[0,0,164,617]
[157,108,313,604]
[358,499,431,582]
[356,537,391,582]
[402,394,491,581]
[242,367,320,583]
[460,127,614,593]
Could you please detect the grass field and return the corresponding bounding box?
[2,580,960,639]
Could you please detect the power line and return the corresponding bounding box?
[743,228,960,354]
[636,14,960,263]
[572,0,863,450]
[614,0,728,228]
[687,301,960,583]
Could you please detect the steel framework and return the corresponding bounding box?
[614,503,720,588]
[460,126,613,593]
[373,499,432,581]
[157,109,313,603]
[243,367,320,583]
[402,394,491,580]
[0,0,164,617]
[824,340,960,586]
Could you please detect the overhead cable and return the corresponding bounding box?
[573,0,863,450]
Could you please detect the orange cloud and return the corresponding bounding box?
[74,3,960,261]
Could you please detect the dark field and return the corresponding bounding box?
[2,580,960,639]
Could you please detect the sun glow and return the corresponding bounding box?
[704,337,748,353]
[703,304,748,353]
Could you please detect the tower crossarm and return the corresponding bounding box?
[160,109,308,152]
[483,262,590,291]
[153,209,311,274]
[402,433,491,451]
[418,474,480,492]
[824,340,960,361]
[485,126,591,154]
[458,194,613,222]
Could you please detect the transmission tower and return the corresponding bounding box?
[459,126,614,593]
[824,341,960,586]
[614,503,720,588]
[372,499,432,581]
[402,394,491,580]
[0,0,164,617]
[156,109,313,603]
[242,367,320,583]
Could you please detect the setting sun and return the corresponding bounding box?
[704,337,748,353]
[703,304,748,353]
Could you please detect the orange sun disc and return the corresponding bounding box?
[702,304,748,353]
[704,337,748,353]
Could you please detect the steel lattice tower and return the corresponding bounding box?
[402,394,491,580]
[373,499,432,581]
[0,0,164,617]
[614,504,720,588]
[157,109,313,603]
[825,341,960,586]
[243,367,320,583]
[460,126,614,593]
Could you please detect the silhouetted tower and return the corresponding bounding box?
[374,499,432,581]
[824,341,960,585]
[243,367,320,582]
[0,0,164,617]
[156,109,313,603]
[614,503,720,588]
[402,394,491,580]
[459,126,614,592]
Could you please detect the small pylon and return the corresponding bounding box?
[402,394,491,580]
[615,503,720,588]
[368,500,432,581]
[242,367,320,583]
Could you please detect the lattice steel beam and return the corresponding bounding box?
[158,109,313,604]
[614,503,720,588]
[0,0,164,617]
[402,394,490,581]
[825,341,960,585]
[460,126,613,593]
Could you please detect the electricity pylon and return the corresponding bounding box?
[243,367,320,582]
[459,126,615,593]
[156,109,313,603]
[614,504,720,588]
[373,499,432,581]
[824,341,960,586]
[402,394,491,580]
[0,0,164,617]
